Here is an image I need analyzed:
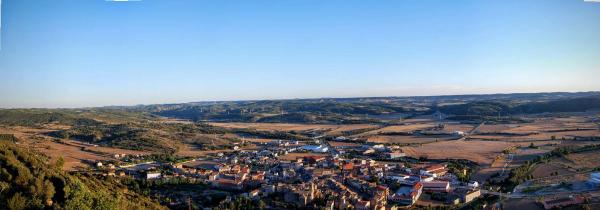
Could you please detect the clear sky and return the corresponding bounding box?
[0,0,599,108]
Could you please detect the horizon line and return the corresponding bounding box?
[2,90,599,110]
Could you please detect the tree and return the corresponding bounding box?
[7,193,27,210]
[44,180,56,203]
[0,142,164,210]
[372,176,380,185]
[0,181,10,193]
[258,200,266,210]
[55,156,65,171]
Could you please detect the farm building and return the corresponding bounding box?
[420,164,448,177]
[454,188,481,203]
[422,181,450,192]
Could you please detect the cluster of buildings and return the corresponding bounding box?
[94,139,484,209]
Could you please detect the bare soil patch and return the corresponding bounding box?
[367,135,442,144]
[359,123,435,136]
[401,140,512,165]
[209,122,377,136]
[441,123,474,133]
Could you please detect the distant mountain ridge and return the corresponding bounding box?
[125,91,600,124]
[438,95,600,116]
[1,91,599,124]
[121,91,600,108]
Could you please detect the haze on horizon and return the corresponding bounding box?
[0,0,599,108]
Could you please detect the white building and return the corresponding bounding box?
[387,152,406,159]
[301,145,329,153]
[146,172,161,180]
[335,136,348,141]
[468,181,479,189]
[372,144,387,151]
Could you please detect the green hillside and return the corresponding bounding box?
[0,142,165,210]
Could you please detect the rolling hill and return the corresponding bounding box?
[0,141,165,210]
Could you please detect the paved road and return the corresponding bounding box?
[468,121,486,135]
[482,188,600,199]
[498,154,514,177]
[454,121,486,142]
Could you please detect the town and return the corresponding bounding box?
[85,133,600,210]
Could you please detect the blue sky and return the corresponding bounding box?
[0,0,599,108]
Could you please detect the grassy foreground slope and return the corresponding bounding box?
[0,142,165,210]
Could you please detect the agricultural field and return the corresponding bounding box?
[209,122,375,133]
[401,140,513,165]
[356,123,435,136]
[470,116,600,142]
[401,139,565,167]
[501,199,544,210]
[473,147,550,182]
[366,135,443,144]
[531,149,600,179]
[324,124,381,136]
[441,123,475,133]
